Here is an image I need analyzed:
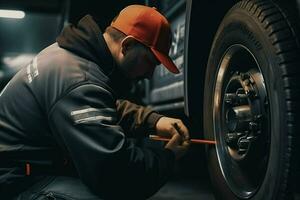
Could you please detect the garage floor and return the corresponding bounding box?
[144,140,216,199]
[149,177,215,200]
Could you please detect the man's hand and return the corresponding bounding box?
[155,117,190,159]
[165,133,190,160]
[155,117,190,140]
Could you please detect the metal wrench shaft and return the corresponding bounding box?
[149,135,216,145]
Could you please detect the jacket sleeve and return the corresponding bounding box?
[116,99,163,138]
[48,84,175,199]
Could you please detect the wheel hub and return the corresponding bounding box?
[224,72,264,160]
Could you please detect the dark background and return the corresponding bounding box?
[69,0,144,29]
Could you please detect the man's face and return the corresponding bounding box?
[119,41,160,81]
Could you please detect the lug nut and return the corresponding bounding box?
[249,122,258,131]
[225,132,238,146]
[238,138,250,154]
[244,79,250,86]
[246,136,257,142]
[238,138,250,148]
[241,73,250,80]
[254,114,263,121]
[246,89,256,99]
[224,93,236,104]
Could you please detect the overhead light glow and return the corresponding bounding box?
[0,9,25,19]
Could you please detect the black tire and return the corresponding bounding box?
[203,0,300,199]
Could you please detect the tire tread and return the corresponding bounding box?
[239,1,300,199]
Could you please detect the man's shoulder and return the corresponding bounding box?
[38,43,89,72]
[35,43,113,98]
[39,43,107,79]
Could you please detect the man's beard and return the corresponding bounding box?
[111,62,135,98]
[118,49,142,80]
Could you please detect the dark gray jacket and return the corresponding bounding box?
[0,15,174,199]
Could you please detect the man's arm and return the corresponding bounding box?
[48,84,175,199]
[116,99,163,138]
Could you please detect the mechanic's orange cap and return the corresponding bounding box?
[111,5,180,74]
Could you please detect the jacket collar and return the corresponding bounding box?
[56,15,132,98]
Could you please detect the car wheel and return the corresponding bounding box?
[203,0,300,199]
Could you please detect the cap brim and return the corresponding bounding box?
[151,48,180,74]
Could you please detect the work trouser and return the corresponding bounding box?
[14,176,103,200]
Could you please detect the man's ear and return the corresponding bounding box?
[121,36,137,55]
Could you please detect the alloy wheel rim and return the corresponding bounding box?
[213,44,271,198]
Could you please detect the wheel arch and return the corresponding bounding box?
[184,0,236,136]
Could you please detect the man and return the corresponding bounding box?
[0,5,190,199]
